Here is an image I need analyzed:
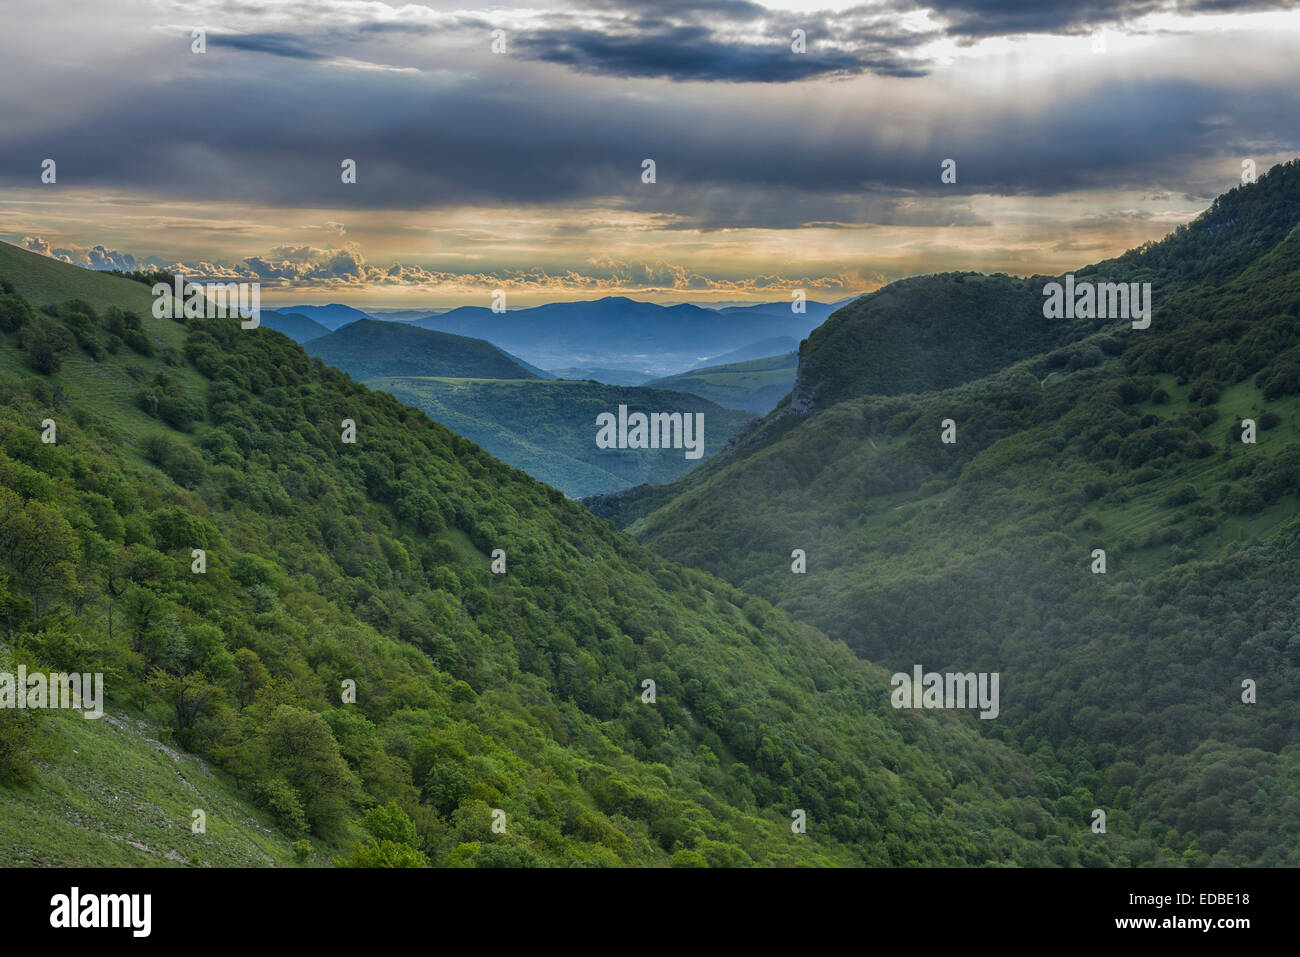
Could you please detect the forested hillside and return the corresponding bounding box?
[591,161,1300,866]
[787,161,1300,415]
[0,241,1113,867]
[369,376,755,497]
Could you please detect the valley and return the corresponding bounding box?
[1,239,1097,867]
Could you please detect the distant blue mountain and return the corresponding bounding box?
[363,308,452,322]
[260,309,332,343]
[411,296,817,372]
[279,303,373,330]
[713,300,842,323]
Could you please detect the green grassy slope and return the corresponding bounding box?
[367,376,756,498]
[592,161,1300,866]
[0,245,205,450]
[0,242,1110,867]
[0,679,325,867]
[0,244,162,318]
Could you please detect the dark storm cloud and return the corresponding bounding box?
[911,0,1298,37]
[200,3,938,83]
[0,0,1295,232]
[516,22,928,82]
[504,3,940,82]
[500,1,1300,83]
[914,0,1164,37]
[212,32,329,60]
[579,0,770,18]
[1,42,1295,232]
[154,1,1300,86]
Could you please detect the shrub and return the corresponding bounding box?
[252,777,309,836]
[17,319,74,373]
[141,433,206,487]
[0,293,33,333]
[1223,482,1265,515]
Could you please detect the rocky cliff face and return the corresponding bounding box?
[788,357,817,414]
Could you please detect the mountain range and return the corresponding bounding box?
[279,303,373,330]
[410,296,821,374]
[263,299,834,385]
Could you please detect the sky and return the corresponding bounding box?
[1,0,1298,308]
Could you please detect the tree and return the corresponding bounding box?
[333,801,430,868]
[361,801,420,848]
[424,761,471,815]
[0,490,79,617]
[148,670,223,736]
[257,705,361,836]
[671,849,709,867]
[232,648,270,708]
[119,584,168,657]
[0,647,60,783]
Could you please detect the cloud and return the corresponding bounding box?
[196,1,1298,84]
[295,0,1300,83]
[178,2,939,83]
[17,233,876,297]
[208,31,422,72]
[1,0,1296,280]
[917,0,1299,38]
[514,16,933,82]
[6,50,1292,230]
[211,32,326,61]
[1,3,1295,224]
[20,236,140,271]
